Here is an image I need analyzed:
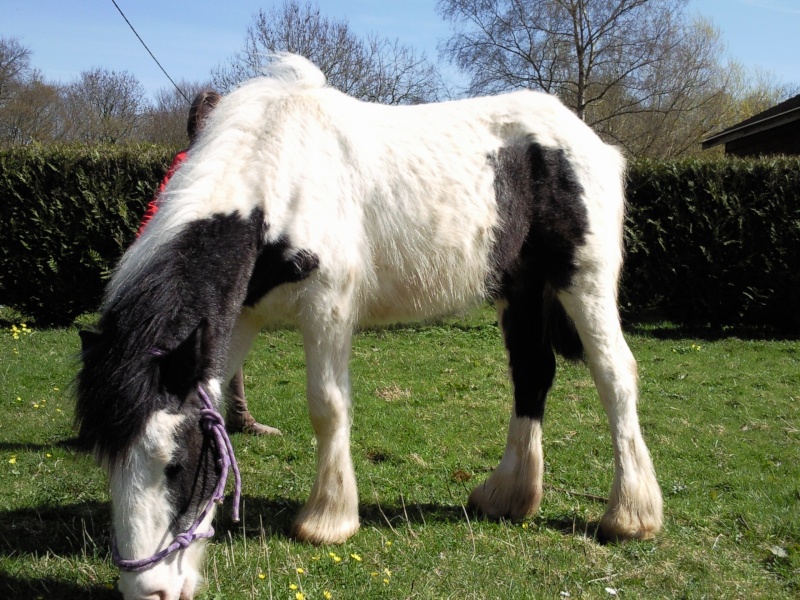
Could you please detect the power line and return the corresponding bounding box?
[110,0,190,104]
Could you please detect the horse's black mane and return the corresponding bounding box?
[75,210,265,463]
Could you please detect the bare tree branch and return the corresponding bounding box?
[212,1,443,105]
[437,0,747,157]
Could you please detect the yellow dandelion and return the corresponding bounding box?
[46,453,52,458]
[12,333,19,340]
[383,568,392,577]
[289,583,298,590]
[33,404,39,409]
[385,540,392,547]
[323,591,332,600]
[370,571,378,577]
[383,578,390,585]
[296,567,304,574]
[258,573,266,580]
[522,522,529,529]
[350,553,361,562]
[53,387,60,391]
[9,456,16,465]
[295,593,305,600]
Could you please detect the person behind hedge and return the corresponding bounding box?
[138,90,281,436]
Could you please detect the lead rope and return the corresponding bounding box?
[112,386,242,572]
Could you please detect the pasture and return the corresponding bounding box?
[1,306,798,598]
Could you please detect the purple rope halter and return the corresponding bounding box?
[112,386,242,572]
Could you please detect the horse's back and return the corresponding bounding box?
[241,88,624,327]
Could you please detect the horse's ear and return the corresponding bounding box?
[159,318,212,395]
[78,330,101,354]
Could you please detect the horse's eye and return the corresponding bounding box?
[164,463,183,479]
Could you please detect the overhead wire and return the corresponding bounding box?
[110,0,190,104]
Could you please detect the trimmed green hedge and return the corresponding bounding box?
[623,157,800,333]
[0,145,175,325]
[1,147,798,332]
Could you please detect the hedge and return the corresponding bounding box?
[0,144,176,325]
[1,147,798,332]
[622,157,800,333]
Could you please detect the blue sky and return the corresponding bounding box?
[2,0,799,100]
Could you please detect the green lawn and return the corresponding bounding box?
[1,307,798,598]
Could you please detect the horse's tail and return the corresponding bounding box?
[543,284,584,360]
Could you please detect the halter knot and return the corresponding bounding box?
[200,407,225,430]
[174,532,195,549]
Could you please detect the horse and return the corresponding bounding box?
[76,54,662,600]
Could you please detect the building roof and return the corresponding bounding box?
[702,93,800,150]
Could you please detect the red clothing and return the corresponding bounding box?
[137,149,189,236]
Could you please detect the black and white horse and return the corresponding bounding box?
[76,54,662,600]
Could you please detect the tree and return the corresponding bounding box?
[437,0,730,157]
[0,75,62,145]
[0,36,33,106]
[213,0,443,104]
[61,68,148,143]
[138,81,214,146]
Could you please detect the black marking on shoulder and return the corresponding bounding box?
[488,142,590,293]
[243,236,320,307]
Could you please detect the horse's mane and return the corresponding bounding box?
[75,252,187,464]
[75,60,325,462]
[76,210,266,464]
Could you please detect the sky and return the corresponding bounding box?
[3,0,799,101]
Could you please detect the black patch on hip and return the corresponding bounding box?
[488,143,590,294]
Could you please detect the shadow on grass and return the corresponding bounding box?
[624,318,800,342]
[0,501,112,558]
[0,438,85,454]
[213,495,469,539]
[214,495,611,545]
[0,573,121,600]
[0,501,119,599]
[539,513,610,542]
[0,495,611,597]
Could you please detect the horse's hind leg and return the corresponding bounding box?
[558,275,663,540]
[469,283,553,520]
[291,313,359,545]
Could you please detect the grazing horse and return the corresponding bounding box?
[76,54,662,600]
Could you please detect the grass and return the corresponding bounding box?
[0,306,798,599]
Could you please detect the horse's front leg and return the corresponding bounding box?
[291,316,359,544]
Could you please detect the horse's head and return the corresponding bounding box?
[77,320,239,600]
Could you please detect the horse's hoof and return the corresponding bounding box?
[468,478,542,520]
[291,514,360,545]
